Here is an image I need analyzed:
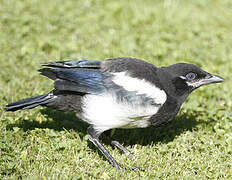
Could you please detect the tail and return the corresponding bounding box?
[5,93,54,111]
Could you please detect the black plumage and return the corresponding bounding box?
[5,57,224,170]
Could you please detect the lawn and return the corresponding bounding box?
[0,0,232,179]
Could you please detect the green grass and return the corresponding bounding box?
[1,0,232,179]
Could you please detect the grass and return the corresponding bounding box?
[0,0,232,179]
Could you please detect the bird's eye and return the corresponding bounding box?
[186,72,197,80]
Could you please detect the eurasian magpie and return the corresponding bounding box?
[5,57,224,170]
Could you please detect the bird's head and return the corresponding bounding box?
[162,63,224,98]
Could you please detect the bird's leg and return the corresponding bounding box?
[87,126,123,170]
[111,140,132,156]
[105,129,132,156]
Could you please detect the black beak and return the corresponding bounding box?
[201,74,224,85]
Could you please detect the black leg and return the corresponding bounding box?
[111,140,132,156]
[104,129,131,155]
[87,126,123,170]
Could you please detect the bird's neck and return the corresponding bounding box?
[157,69,191,105]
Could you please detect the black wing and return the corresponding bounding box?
[42,60,101,68]
[39,60,105,94]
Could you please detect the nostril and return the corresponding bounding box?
[205,74,212,79]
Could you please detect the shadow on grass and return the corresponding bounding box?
[7,108,210,158]
[6,108,89,139]
[108,110,206,146]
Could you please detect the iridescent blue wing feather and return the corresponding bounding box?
[39,60,105,94]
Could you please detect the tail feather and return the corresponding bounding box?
[5,93,54,111]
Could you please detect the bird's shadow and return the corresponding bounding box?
[108,110,206,146]
[7,108,211,159]
[6,108,89,139]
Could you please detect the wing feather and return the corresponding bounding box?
[41,60,101,68]
[39,60,105,94]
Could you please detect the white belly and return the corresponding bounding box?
[81,93,162,133]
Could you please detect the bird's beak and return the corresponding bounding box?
[187,74,224,88]
[201,74,225,85]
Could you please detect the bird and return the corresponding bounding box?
[5,57,224,170]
